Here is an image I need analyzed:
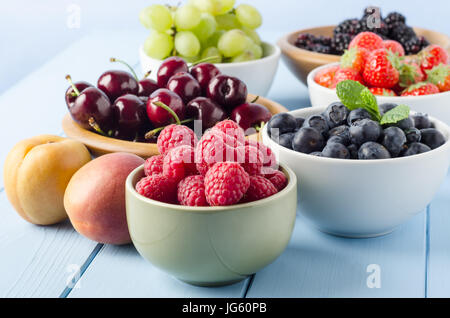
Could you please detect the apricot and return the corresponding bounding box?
[3,135,91,225]
[64,152,144,245]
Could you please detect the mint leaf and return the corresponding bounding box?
[380,105,410,125]
[336,80,381,121]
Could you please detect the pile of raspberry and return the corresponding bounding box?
[135,120,288,206]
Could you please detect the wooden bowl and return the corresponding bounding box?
[277,25,450,85]
[62,94,288,158]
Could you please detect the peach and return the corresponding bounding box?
[64,152,144,245]
[3,135,91,225]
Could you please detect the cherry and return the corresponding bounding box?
[139,76,159,97]
[146,88,185,127]
[186,97,227,131]
[190,63,221,94]
[157,57,189,87]
[65,81,92,109]
[207,75,247,111]
[231,102,272,133]
[66,75,114,133]
[166,72,201,104]
[112,94,150,141]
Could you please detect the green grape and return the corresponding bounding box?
[216,0,235,15]
[144,31,174,59]
[192,13,217,42]
[202,30,224,48]
[181,55,200,63]
[242,26,261,45]
[175,31,201,57]
[231,51,254,63]
[218,29,248,57]
[215,13,241,30]
[235,4,262,29]
[189,0,218,14]
[174,5,201,30]
[248,43,263,59]
[201,47,222,63]
[139,5,173,31]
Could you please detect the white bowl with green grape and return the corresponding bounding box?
[138,1,281,96]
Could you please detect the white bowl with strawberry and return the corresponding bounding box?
[308,31,450,124]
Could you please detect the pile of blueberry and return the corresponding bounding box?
[295,8,429,55]
[267,103,446,160]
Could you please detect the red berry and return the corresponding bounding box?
[237,145,264,175]
[426,64,450,92]
[242,176,278,202]
[419,45,449,73]
[144,154,164,176]
[369,87,396,96]
[135,175,177,204]
[348,32,384,52]
[177,175,208,206]
[157,124,197,155]
[163,145,197,182]
[382,40,405,56]
[262,168,287,191]
[245,139,277,169]
[212,120,245,146]
[397,61,424,88]
[204,162,250,206]
[363,49,399,89]
[331,67,364,88]
[314,65,340,88]
[340,47,369,73]
[401,82,440,96]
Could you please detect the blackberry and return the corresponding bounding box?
[295,33,315,48]
[418,36,430,50]
[334,19,359,36]
[314,35,332,46]
[355,19,370,33]
[310,44,331,54]
[385,12,406,30]
[403,37,422,55]
[331,33,353,55]
[389,22,416,43]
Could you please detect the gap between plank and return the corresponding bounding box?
[59,243,104,298]
[242,274,255,298]
[424,205,431,298]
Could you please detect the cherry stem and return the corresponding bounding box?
[110,57,139,82]
[145,118,194,139]
[143,70,152,79]
[189,56,221,67]
[153,101,181,125]
[250,96,260,103]
[65,75,80,96]
[254,121,265,132]
[88,118,107,136]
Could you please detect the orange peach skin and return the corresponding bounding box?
[64,152,144,245]
[3,135,91,225]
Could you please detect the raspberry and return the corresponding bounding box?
[242,176,278,203]
[245,139,277,169]
[262,169,287,191]
[163,145,197,182]
[135,175,177,204]
[204,162,250,206]
[177,175,208,206]
[212,120,245,146]
[237,145,263,175]
[144,155,164,176]
[157,124,197,155]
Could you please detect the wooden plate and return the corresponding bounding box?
[277,25,450,85]
[62,94,288,158]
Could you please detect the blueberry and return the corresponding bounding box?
[382,127,406,157]
[379,103,397,114]
[405,128,421,143]
[347,108,372,125]
[420,128,446,149]
[303,114,329,135]
[358,142,391,159]
[349,119,382,146]
[402,142,431,156]
[322,142,350,159]
[292,127,325,154]
[310,151,323,157]
[384,116,414,130]
[328,125,350,144]
[327,135,347,145]
[347,144,359,159]
[267,113,297,138]
[296,117,305,130]
[412,113,431,130]
[323,102,349,128]
[278,132,295,149]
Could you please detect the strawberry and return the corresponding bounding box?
[369,87,397,96]
[314,65,339,88]
[348,32,384,52]
[401,82,440,96]
[397,61,425,88]
[426,64,450,92]
[363,49,400,89]
[382,40,405,56]
[340,47,369,73]
[330,67,364,88]
[419,45,449,73]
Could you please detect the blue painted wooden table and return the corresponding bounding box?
[1,1,450,298]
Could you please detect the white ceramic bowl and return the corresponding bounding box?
[139,42,281,97]
[262,106,450,238]
[307,62,450,125]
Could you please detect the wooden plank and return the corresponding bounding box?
[68,244,249,298]
[246,212,426,297]
[427,171,450,298]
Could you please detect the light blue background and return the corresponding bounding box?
[1,0,449,94]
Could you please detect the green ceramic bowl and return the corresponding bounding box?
[125,164,297,287]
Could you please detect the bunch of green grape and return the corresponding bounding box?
[140,0,263,63]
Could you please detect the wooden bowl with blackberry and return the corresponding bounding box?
[62,57,287,158]
[277,9,450,85]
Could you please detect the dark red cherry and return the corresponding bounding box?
[146,88,185,127]
[207,75,247,111]
[112,94,150,141]
[190,63,221,94]
[186,97,227,131]
[65,81,92,109]
[231,103,272,133]
[157,57,189,87]
[166,72,201,104]
[97,70,139,102]
[138,78,159,97]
